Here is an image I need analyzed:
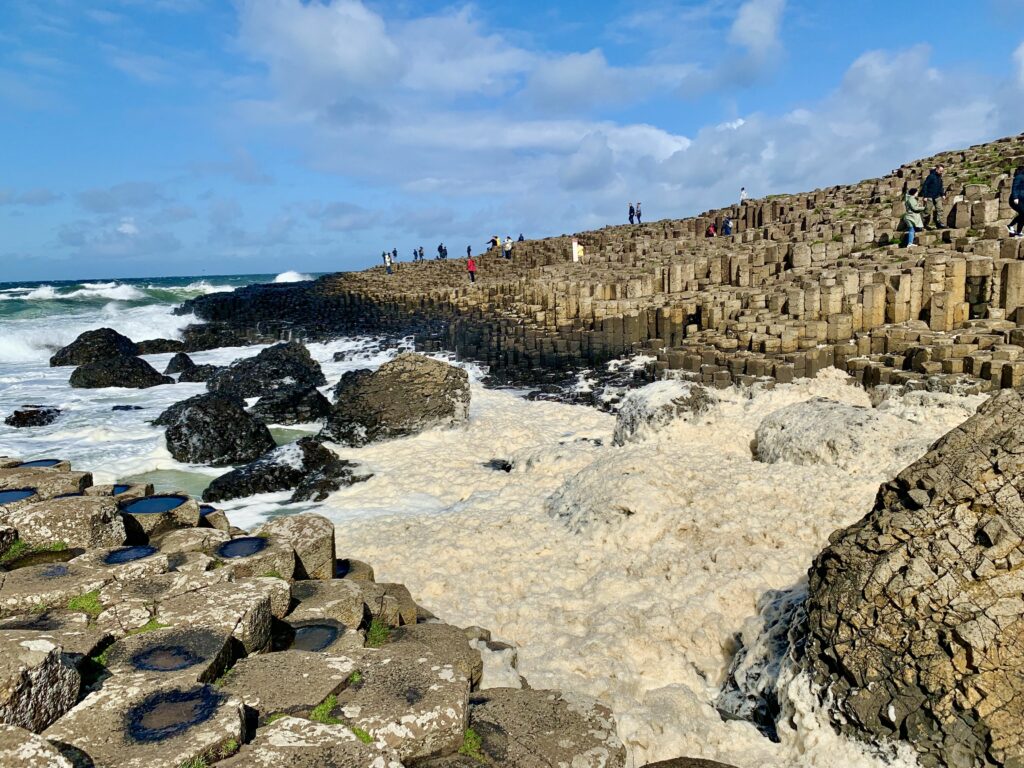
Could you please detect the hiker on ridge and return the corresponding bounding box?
[740,187,748,203]
[503,236,513,259]
[921,164,946,230]
[467,255,477,283]
[384,251,393,274]
[903,187,926,248]
[636,202,642,224]
[1009,166,1024,238]
[418,246,425,261]
[628,204,635,225]
[437,243,444,260]
[518,233,525,242]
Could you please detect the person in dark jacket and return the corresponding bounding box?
[921,165,945,229]
[1009,167,1024,238]
[628,204,635,225]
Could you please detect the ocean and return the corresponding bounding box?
[0,270,977,767]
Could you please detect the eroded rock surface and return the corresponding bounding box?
[49,329,137,368]
[155,393,275,467]
[206,342,326,399]
[69,356,173,390]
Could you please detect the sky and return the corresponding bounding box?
[2,0,1024,281]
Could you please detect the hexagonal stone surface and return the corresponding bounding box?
[45,676,244,768]
[102,626,235,683]
[119,495,200,542]
[0,561,112,618]
[157,580,272,654]
[465,688,625,768]
[155,528,229,556]
[643,761,740,768]
[4,497,126,550]
[336,641,470,761]
[0,612,109,665]
[390,623,483,690]
[218,716,403,768]
[0,723,73,767]
[0,469,92,501]
[0,632,81,732]
[257,513,335,579]
[289,578,366,629]
[219,650,356,722]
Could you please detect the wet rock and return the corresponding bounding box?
[102,626,235,683]
[69,355,173,390]
[335,641,470,761]
[178,364,220,383]
[391,623,483,689]
[5,497,126,550]
[218,649,355,722]
[613,380,716,446]
[110,405,142,411]
[331,368,374,402]
[44,677,244,768]
[0,723,73,767]
[464,688,625,768]
[0,469,92,500]
[179,322,251,352]
[256,513,335,579]
[163,352,195,375]
[209,535,295,581]
[49,328,137,368]
[217,715,403,768]
[250,383,331,425]
[155,393,275,467]
[289,579,366,629]
[119,495,200,541]
[0,561,112,618]
[83,482,154,500]
[0,631,81,732]
[206,342,326,399]
[4,407,60,429]
[804,387,1024,768]
[134,338,184,355]
[157,580,274,654]
[320,353,470,447]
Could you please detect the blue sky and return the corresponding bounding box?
[2,0,1023,281]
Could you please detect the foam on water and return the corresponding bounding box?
[273,271,311,283]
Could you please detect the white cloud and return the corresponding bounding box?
[1015,41,1024,86]
[116,217,139,236]
[729,0,786,57]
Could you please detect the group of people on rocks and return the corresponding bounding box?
[902,165,1024,248]
[705,216,733,238]
[380,233,526,282]
[628,202,643,224]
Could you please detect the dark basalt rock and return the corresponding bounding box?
[50,327,138,367]
[164,352,196,375]
[331,368,374,402]
[178,364,220,383]
[320,353,469,447]
[179,322,252,353]
[111,405,144,412]
[155,393,275,467]
[69,355,173,389]
[202,437,369,503]
[136,338,185,355]
[4,406,60,428]
[206,342,326,399]
[250,384,331,425]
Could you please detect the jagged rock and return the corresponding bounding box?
[49,328,137,367]
[178,364,220,383]
[44,677,245,768]
[119,495,200,541]
[163,352,195,375]
[155,393,275,467]
[179,322,251,352]
[320,353,470,447]
[256,513,335,579]
[0,631,81,732]
[4,407,60,429]
[613,381,716,445]
[248,575,291,619]
[69,356,173,390]
[804,387,1024,768]
[0,723,74,767]
[202,438,368,503]
[250,384,331,425]
[461,688,625,768]
[353,582,418,627]
[3,496,126,550]
[331,368,374,401]
[217,715,403,768]
[206,342,326,399]
[135,338,184,355]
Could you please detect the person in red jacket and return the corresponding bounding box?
[467,256,477,283]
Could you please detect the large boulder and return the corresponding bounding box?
[134,338,184,355]
[613,380,716,446]
[256,513,335,579]
[155,393,275,467]
[206,342,326,399]
[4,407,60,429]
[163,352,196,375]
[201,438,369,503]
[804,388,1024,768]
[49,328,137,367]
[69,355,173,390]
[250,384,331,425]
[0,631,81,732]
[320,354,469,447]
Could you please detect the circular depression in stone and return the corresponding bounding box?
[0,489,36,504]
[17,459,62,468]
[112,484,133,495]
[104,545,158,565]
[290,622,340,652]
[41,564,70,579]
[198,504,216,517]
[122,495,189,515]
[216,537,268,559]
[131,645,202,673]
[125,687,221,742]
[6,548,81,571]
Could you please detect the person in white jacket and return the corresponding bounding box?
[503,236,513,259]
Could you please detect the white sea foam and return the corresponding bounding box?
[273,271,312,283]
[0,282,148,302]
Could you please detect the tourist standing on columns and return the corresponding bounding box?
[903,187,925,248]
[384,251,393,274]
[1008,166,1024,238]
[740,187,748,204]
[628,203,635,225]
[467,255,477,283]
[921,165,946,230]
[635,202,642,224]
[503,236,513,259]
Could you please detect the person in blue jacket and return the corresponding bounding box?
[1009,166,1024,238]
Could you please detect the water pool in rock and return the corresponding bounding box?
[216,537,267,559]
[126,687,221,742]
[290,623,340,652]
[103,545,158,565]
[17,459,62,468]
[0,488,35,504]
[131,645,201,673]
[121,495,188,514]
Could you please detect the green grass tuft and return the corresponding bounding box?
[177,758,207,768]
[351,725,373,744]
[126,618,169,636]
[0,539,66,565]
[67,590,102,618]
[459,727,486,762]
[310,694,342,725]
[218,739,239,758]
[266,712,288,724]
[346,670,363,686]
[365,619,391,648]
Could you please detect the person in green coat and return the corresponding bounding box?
[903,188,925,248]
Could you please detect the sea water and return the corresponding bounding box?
[0,271,983,767]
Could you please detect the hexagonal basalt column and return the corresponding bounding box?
[119,495,200,542]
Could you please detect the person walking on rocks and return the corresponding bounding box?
[722,216,733,236]
[921,164,946,230]
[1008,166,1024,238]
[903,187,925,248]
[466,244,472,258]
[437,243,444,260]
[518,233,525,242]
[705,222,717,238]
[443,244,448,259]
[467,255,477,283]
[384,251,393,274]
[628,203,635,225]
[503,236,513,259]
[740,187,748,204]
[418,246,425,261]
[635,202,642,224]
